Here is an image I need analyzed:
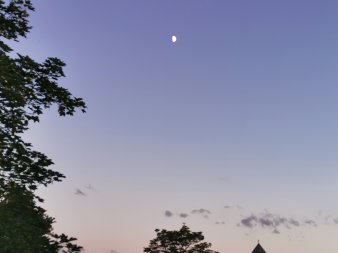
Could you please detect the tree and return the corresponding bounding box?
[144,224,219,253]
[0,0,86,190]
[0,182,82,253]
[0,0,86,252]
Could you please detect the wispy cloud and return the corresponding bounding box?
[164,208,212,219]
[241,215,257,228]
[191,208,211,218]
[224,204,242,210]
[191,208,211,215]
[288,218,300,227]
[303,219,317,227]
[86,184,95,191]
[179,213,189,218]
[164,210,173,217]
[238,209,338,237]
[239,211,306,234]
[272,228,280,234]
[75,188,86,196]
[215,221,226,225]
[164,210,188,218]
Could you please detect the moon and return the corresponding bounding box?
[171,35,177,43]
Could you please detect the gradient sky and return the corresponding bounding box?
[14,1,338,253]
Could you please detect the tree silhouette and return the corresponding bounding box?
[0,0,86,190]
[144,224,219,253]
[0,182,82,253]
[0,0,86,251]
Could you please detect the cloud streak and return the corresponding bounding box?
[239,211,310,234]
[164,210,173,217]
[75,188,86,196]
[215,221,226,225]
[163,210,188,218]
[191,208,211,215]
[191,208,211,218]
[303,219,317,227]
[164,208,212,219]
[179,213,189,218]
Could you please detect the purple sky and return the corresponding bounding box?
[16,1,338,252]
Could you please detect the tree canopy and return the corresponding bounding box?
[0,182,82,253]
[144,224,219,253]
[0,0,86,252]
[0,0,86,190]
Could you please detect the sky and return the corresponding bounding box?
[12,0,338,252]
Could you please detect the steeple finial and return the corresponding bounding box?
[252,241,266,253]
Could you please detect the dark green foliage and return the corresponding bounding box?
[0,0,34,40]
[0,0,86,189]
[144,224,219,253]
[0,0,86,252]
[0,182,82,253]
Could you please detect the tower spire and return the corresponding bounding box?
[252,241,266,253]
